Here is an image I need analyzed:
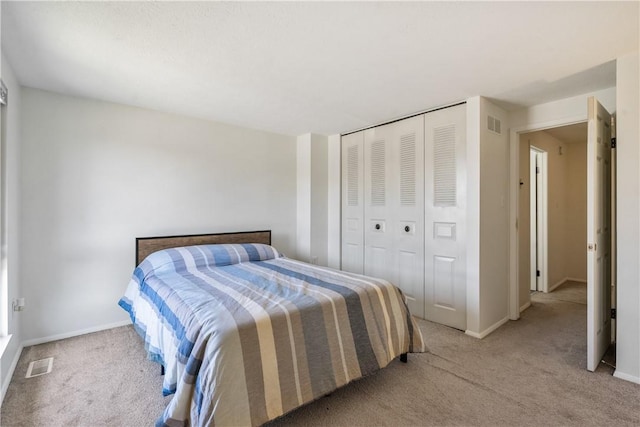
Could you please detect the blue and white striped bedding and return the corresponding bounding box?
[119,243,425,426]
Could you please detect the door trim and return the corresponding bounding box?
[529,146,549,293]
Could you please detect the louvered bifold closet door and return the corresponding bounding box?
[341,131,365,274]
[364,115,425,318]
[424,104,467,330]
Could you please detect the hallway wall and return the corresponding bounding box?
[565,142,587,280]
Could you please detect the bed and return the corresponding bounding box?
[119,230,425,426]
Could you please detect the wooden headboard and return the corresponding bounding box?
[135,230,272,266]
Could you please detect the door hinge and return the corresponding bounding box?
[611,308,616,319]
[611,137,616,149]
[536,270,540,277]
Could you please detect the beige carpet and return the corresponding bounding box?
[2,280,638,426]
[1,326,172,427]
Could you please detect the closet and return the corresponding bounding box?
[341,103,467,329]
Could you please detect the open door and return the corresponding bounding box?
[586,97,612,372]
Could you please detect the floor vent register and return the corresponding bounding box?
[25,357,54,378]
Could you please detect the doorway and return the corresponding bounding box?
[510,97,616,373]
[518,124,588,308]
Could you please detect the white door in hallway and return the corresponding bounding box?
[586,96,612,372]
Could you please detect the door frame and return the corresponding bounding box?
[529,146,548,293]
[508,115,586,320]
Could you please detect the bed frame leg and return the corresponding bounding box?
[400,353,408,363]
[160,365,165,376]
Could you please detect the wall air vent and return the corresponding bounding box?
[0,79,7,105]
[487,115,502,134]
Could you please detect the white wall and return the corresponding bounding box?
[614,52,640,384]
[478,98,510,335]
[565,141,587,281]
[296,135,311,261]
[510,88,616,130]
[466,97,510,337]
[465,97,481,335]
[310,134,328,266]
[20,88,297,343]
[0,55,23,400]
[296,133,329,265]
[327,134,341,270]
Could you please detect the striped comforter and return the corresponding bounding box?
[119,243,425,426]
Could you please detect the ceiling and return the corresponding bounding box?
[543,123,588,145]
[1,2,638,136]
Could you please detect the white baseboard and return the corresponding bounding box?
[520,301,531,313]
[549,277,587,293]
[1,343,23,407]
[548,277,568,292]
[21,320,131,348]
[465,316,509,339]
[613,370,640,385]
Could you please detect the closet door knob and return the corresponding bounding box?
[404,226,410,232]
[375,224,381,230]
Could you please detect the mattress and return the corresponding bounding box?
[119,243,425,426]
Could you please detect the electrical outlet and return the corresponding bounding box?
[12,298,25,312]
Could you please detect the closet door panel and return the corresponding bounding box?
[364,124,395,280]
[424,104,467,330]
[369,245,390,280]
[393,115,425,318]
[341,132,364,274]
[433,255,456,308]
[364,116,425,317]
[398,249,421,316]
